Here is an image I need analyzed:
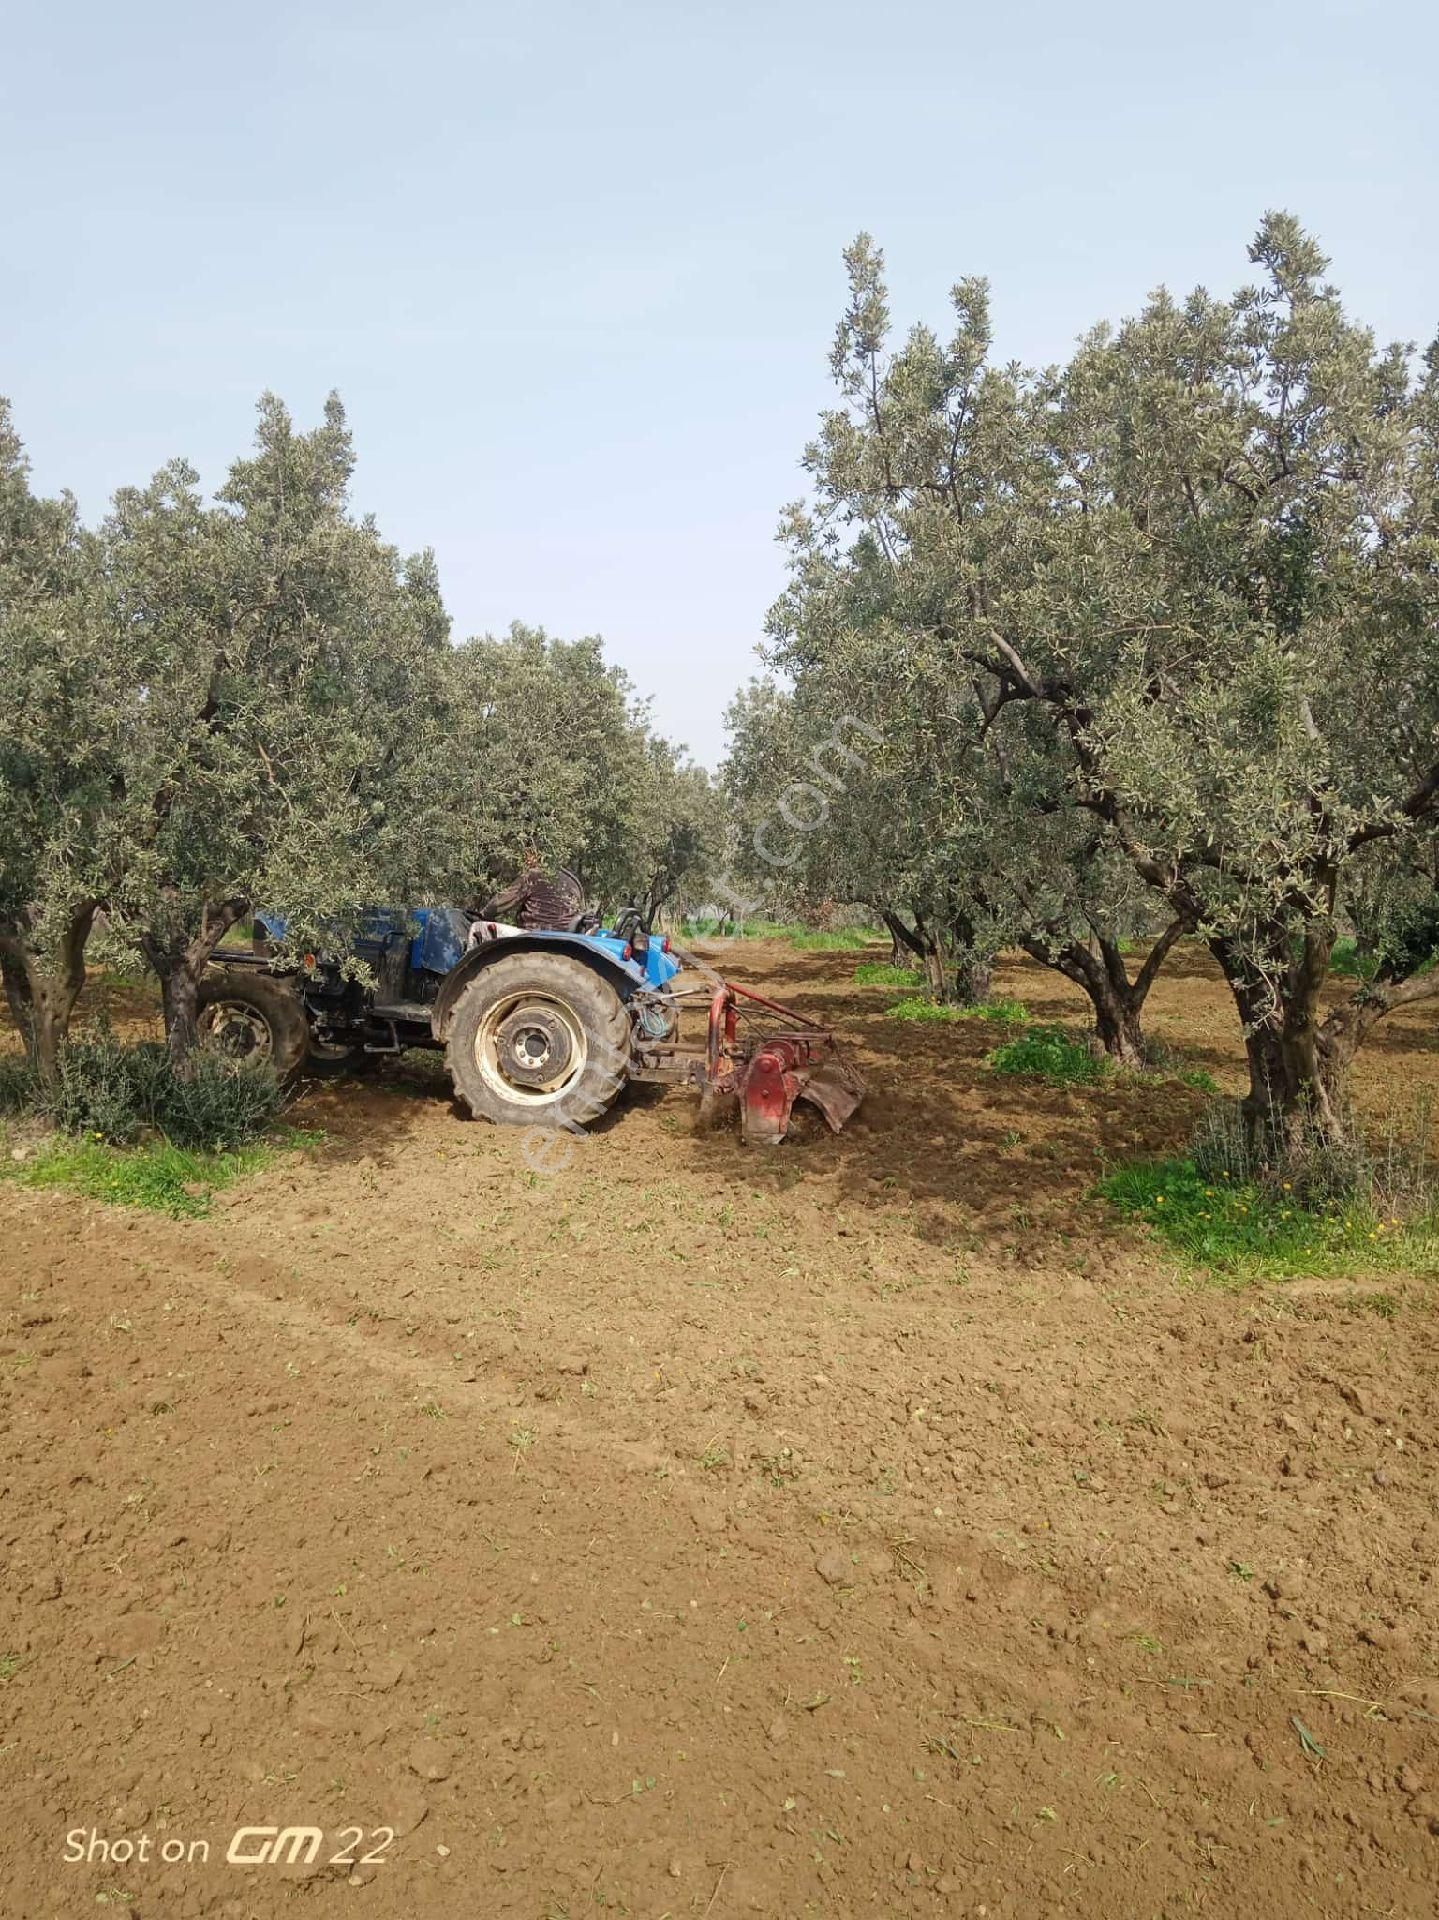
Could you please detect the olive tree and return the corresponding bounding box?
[0,401,120,1076]
[729,686,999,994]
[628,744,726,930]
[2,393,455,1069]
[103,395,454,1059]
[774,220,1439,1137]
[755,245,1181,1046]
[446,624,718,919]
[727,663,1179,1052]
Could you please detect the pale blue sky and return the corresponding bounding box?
[4,0,1435,763]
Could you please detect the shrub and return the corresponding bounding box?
[40,1025,165,1145]
[988,1024,1106,1084]
[34,1019,285,1151]
[1191,1094,1436,1221]
[155,1050,288,1151]
[889,995,1029,1025]
[0,1054,37,1115]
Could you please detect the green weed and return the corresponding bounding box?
[787,927,872,950]
[853,960,922,990]
[853,961,923,986]
[890,996,1029,1025]
[1098,1156,1439,1281]
[1328,938,1380,981]
[988,1024,1106,1084]
[1347,1290,1401,1318]
[1174,1067,1220,1094]
[678,918,874,949]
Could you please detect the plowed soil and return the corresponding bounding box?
[3,943,1437,1920]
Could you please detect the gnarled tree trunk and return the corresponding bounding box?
[1202,925,1436,1159]
[878,905,947,994]
[141,897,248,1069]
[876,903,996,1004]
[1024,920,1184,1065]
[948,908,994,1006]
[0,903,98,1084]
[954,950,993,1005]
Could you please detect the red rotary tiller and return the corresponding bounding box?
[703,980,865,1145]
[629,962,865,1146]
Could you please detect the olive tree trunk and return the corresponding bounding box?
[0,903,98,1084]
[1207,927,1439,1158]
[947,908,995,1005]
[878,905,948,994]
[876,904,996,1004]
[140,898,248,1068]
[1023,920,1184,1065]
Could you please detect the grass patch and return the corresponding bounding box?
[0,1129,319,1218]
[678,917,874,949]
[1098,1156,1439,1281]
[678,916,792,941]
[988,1024,1106,1084]
[853,961,922,986]
[889,995,1029,1026]
[1173,1066,1220,1094]
[787,927,872,950]
[1328,938,1380,982]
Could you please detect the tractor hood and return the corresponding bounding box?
[513,926,682,991]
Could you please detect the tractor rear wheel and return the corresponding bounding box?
[446,952,629,1130]
[196,970,311,1084]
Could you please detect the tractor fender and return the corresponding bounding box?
[430,933,642,1041]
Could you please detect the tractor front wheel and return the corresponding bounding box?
[196,970,311,1084]
[446,953,629,1130]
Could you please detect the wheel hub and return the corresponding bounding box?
[200,1002,273,1063]
[493,1004,574,1090]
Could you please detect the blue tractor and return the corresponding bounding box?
[195,898,864,1144]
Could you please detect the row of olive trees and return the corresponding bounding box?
[726,216,1439,1149]
[0,395,721,1079]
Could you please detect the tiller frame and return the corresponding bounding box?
[631,969,865,1146]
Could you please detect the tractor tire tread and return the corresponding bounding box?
[197,969,311,1084]
[445,951,630,1130]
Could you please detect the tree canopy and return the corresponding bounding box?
[741,215,1439,1132]
[0,396,718,1070]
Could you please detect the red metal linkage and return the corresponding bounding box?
[698,981,864,1145]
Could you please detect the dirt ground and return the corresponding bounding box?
[2,942,1437,1920]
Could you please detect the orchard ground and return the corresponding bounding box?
[2,941,1437,1920]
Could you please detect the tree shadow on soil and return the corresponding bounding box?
[670,941,1230,1255]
